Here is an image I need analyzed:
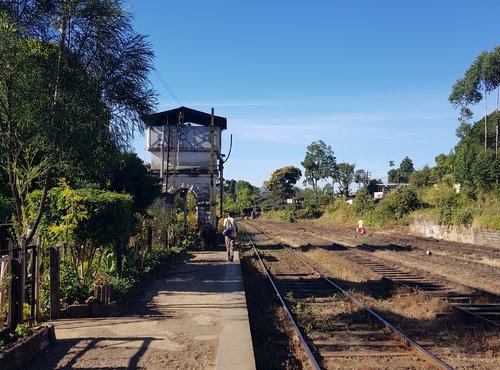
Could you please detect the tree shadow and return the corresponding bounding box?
[21,336,158,370]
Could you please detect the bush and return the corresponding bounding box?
[352,188,374,215]
[475,192,500,229]
[59,261,91,304]
[181,231,201,250]
[14,323,30,338]
[0,196,13,223]
[371,186,420,226]
[322,197,356,226]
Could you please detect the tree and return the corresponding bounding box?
[483,46,500,158]
[399,156,415,183]
[0,2,156,245]
[432,153,454,181]
[352,187,374,215]
[409,165,433,189]
[366,179,380,195]
[449,49,497,152]
[354,169,366,188]
[107,152,161,213]
[264,166,302,210]
[388,160,397,183]
[453,134,499,191]
[456,107,474,139]
[381,185,420,220]
[301,140,337,193]
[0,26,113,245]
[388,157,414,184]
[336,162,355,197]
[223,179,237,201]
[235,180,258,211]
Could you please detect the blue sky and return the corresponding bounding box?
[127,0,500,187]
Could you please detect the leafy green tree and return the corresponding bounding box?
[447,111,500,192]
[299,188,323,218]
[409,165,433,189]
[432,153,454,181]
[29,184,133,282]
[366,179,380,195]
[454,137,499,191]
[380,185,420,221]
[0,28,113,244]
[264,166,302,210]
[399,156,415,183]
[388,160,396,183]
[301,140,337,193]
[0,2,156,245]
[388,169,398,184]
[352,187,374,215]
[107,152,161,213]
[223,179,237,201]
[336,162,355,197]
[449,48,500,152]
[456,107,474,139]
[483,46,500,158]
[354,169,366,188]
[235,180,258,211]
[389,157,414,183]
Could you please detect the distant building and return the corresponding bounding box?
[373,183,407,200]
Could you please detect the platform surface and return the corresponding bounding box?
[22,251,256,370]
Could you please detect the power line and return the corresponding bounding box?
[153,68,182,107]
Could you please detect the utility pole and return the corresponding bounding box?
[219,158,224,220]
[209,108,217,235]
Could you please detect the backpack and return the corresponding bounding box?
[222,223,233,236]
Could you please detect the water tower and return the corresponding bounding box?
[142,106,227,229]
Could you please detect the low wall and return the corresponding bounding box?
[0,324,56,370]
[410,217,500,248]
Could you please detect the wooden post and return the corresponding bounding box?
[8,240,23,330]
[147,226,152,254]
[34,241,41,324]
[49,246,60,320]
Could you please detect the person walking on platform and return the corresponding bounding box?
[223,212,238,262]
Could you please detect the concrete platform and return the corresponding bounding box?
[22,251,256,370]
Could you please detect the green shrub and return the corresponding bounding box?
[382,185,420,221]
[59,261,91,304]
[260,210,292,222]
[14,323,30,338]
[454,209,473,226]
[0,196,13,223]
[475,193,500,229]
[111,275,135,300]
[181,231,201,250]
[322,197,356,226]
[352,188,374,215]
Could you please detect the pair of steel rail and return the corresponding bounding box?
[243,226,453,370]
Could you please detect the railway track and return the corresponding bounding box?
[243,224,453,370]
[254,220,500,328]
[335,249,500,327]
